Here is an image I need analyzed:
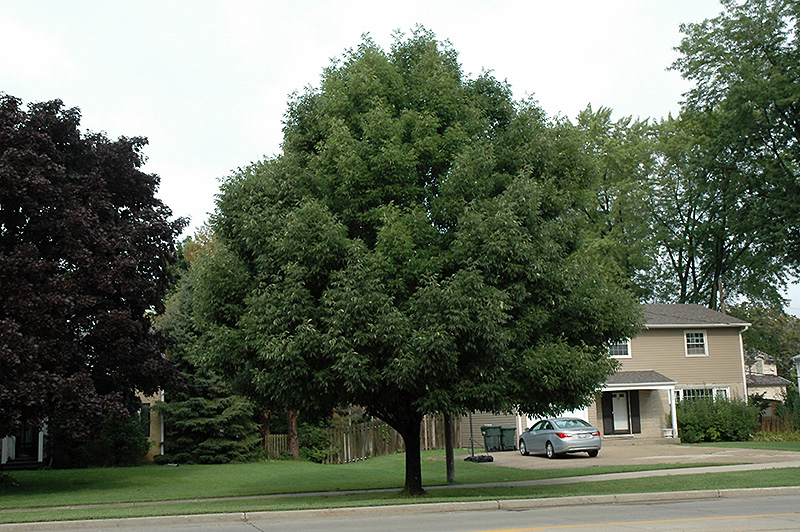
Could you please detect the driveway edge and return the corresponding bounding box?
[3,486,800,530]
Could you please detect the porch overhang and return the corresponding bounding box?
[601,370,679,439]
[601,370,676,392]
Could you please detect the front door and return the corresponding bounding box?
[612,392,629,433]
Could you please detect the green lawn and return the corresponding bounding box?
[0,451,700,509]
[692,441,800,452]
[0,451,797,524]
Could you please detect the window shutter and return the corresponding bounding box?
[601,392,614,435]
[630,390,641,434]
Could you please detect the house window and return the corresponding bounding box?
[680,388,713,401]
[675,387,730,402]
[140,403,151,437]
[609,339,631,358]
[685,330,707,356]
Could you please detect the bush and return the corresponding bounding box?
[676,398,759,443]
[298,422,338,463]
[751,430,800,442]
[47,414,150,468]
[773,385,800,430]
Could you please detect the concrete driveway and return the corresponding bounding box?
[465,440,800,471]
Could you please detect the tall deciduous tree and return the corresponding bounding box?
[663,0,800,307]
[573,105,656,299]
[640,111,794,309]
[0,94,184,439]
[197,30,641,494]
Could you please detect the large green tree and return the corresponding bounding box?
[639,111,794,309]
[663,0,800,308]
[0,94,184,439]
[572,105,657,299]
[197,30,640,494]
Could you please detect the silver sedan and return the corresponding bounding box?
[518,417,601,458]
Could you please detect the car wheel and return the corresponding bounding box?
[545,441,556,459]
[587,450,599,458]
[519,440,528,456]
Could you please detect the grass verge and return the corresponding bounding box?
[0,451,710,510]
[692,441,800,452]
[1,467,799,524]
[0,450,792,524]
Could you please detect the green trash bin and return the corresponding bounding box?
[480,425,502,452]
[500,426,517,451]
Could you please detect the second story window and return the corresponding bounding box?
[685,330,708,356]
[609,339,631,358]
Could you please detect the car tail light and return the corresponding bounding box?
[591,430,600,436]
[555,432,572,439]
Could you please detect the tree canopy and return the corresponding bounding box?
[0,94,185,439]
[195,30,641,494]
[574,0,800,311]
[666,0,800,307]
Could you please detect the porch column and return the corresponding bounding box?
[670,388,678,438]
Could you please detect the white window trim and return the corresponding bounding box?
[609,339,631,358]
[684,329,708,357]
[674,386,730,402]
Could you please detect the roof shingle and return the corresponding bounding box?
[643,304,750,327]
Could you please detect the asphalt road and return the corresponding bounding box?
[9,494,800,532]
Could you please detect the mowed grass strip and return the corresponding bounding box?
[0,451,714,510]
[692,441,800,452]
[2,466,799,525]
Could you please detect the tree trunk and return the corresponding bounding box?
[393,415,424,495]
[260,409,271,459]
[444,413,455,483]
[287,410,300,460]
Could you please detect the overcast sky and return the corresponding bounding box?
[4,1,799,313]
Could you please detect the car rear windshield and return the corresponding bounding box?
[553,419,591,429]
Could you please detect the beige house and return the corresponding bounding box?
[588,304,750,440]
[745,350,791,403]
[137,391,165,460]
[464,304,751,449]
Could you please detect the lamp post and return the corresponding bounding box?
[793,355,800,403]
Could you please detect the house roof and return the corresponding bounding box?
[643,304,750,328]
[605,370,676,387]
[746,374,791,387]
[745,348,777,364]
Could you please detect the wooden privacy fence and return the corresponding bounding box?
[266,415,459,463]
[758,416,795,433]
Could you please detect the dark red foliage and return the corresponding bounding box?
[0,94,186,438]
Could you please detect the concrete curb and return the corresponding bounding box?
[3,486,800,531]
